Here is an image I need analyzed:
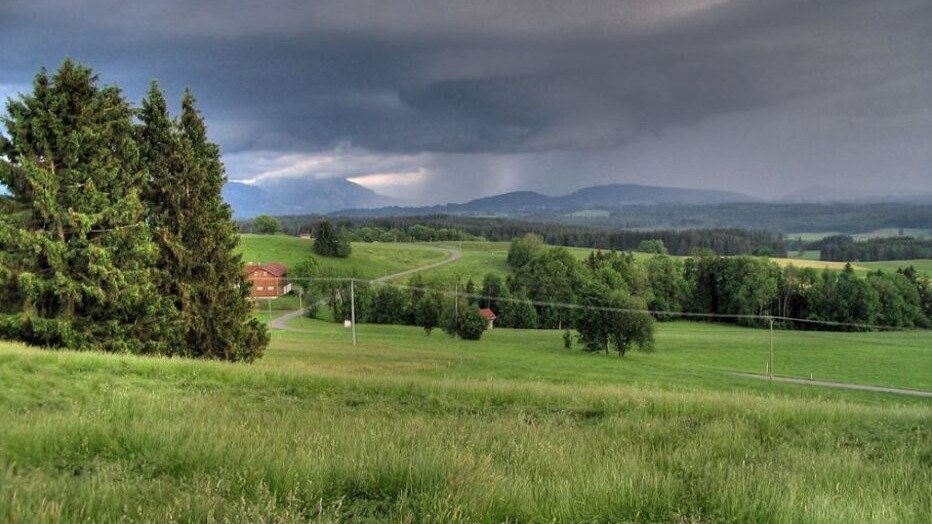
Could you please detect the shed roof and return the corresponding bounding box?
[479,308,497,320]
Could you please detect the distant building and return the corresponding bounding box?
[479,308,498,330]
[298,233,313,240]
[245,262,291,298]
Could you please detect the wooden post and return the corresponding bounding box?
[268,298,273,339]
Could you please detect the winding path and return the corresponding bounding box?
[268,246,461,330]
[730,372,932,398]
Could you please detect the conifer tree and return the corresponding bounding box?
[139,85,267,361]
[0,61,174,353]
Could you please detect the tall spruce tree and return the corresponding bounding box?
[139,85,267,361]
[0,61,174,353]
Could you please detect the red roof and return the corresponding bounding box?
[479,308,497,320]
[246,262,288,277]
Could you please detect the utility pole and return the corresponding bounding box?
[267,298,273,339]
[769,317,774,380]
[350,279,357,346]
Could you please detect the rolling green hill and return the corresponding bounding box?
[237,234,449,279]
[406,241,512,284]
[860,259,932,277]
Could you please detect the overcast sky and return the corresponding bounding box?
[2,0,930,204]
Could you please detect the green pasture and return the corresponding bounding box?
[411,241,512,284]
[292,316,932,393]
[860,259,932,278]
[237,234,449,278]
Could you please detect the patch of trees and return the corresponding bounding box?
[305,274,489,340]
[253,214,282,235]
[240,216,481,242]
[499,235,929,333]
[815,235,932,262]
[0,61,267,360]
[313,220,352,257]
[351,224,481,242]
[687,255,929,330]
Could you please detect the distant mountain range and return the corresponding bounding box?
[223,181,756,218]
[780,186,932,204]
[331,184,756,218]
[223,179,931,219]
[223,178,395,218]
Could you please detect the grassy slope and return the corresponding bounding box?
[1,320,930,522]
[237,234,449,279]
[860,259,932,277]
[410,241,512,284]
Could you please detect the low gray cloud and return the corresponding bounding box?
[2,0,930,202]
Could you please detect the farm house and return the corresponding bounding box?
[245,262,291,298]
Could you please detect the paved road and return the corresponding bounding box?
[730,372,932,398]
[268,246,461,330]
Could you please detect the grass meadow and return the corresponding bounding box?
[860,259,932,278]
[237,234,449,279]
[1,316,930,522]
[411,241,512,284]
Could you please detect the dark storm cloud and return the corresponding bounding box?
[2,0,931,201]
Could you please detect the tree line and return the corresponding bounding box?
[243,214,787,256]
[335,201,932,234]
[0,61,266,360]
[813,235,932,262]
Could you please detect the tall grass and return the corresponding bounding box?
[1,333,930,522]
